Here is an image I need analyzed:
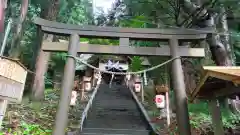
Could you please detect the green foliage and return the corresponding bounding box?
[145,87,240,134]
[0,122,51,135]
[50,53,67,70]
[119,15,148,28]
[49,0,93,74]
[48,0,93,74]
[44,72,53,87]
[58,0,92,24]
[231,30,240,65]
[221,111,240,129]
[129,56,143,72]
[89,38,119,45]
[188,102,212,132]
[188,102,240,134]
[123,0,180,25]
[2,88,59,134]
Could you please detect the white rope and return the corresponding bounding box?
[68,55,180,75]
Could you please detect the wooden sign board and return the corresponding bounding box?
[155,84,169,93]
[0,57,27,103]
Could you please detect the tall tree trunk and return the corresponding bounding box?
[219,6,240,111]
[0,0,7,47]
[8,0,29,58]
[180,0,233,66]
[0,0,4,33]
[205,15,232,66]
[31,0,60,101]
[219,6,235,66]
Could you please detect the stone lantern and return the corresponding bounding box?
[134,75,142,93]
[83,76,92,91]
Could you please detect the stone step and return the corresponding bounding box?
[80,84,153,135]
[81,128,150,135]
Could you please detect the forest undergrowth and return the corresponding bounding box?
[143,86,240,135]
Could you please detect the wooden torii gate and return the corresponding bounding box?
[34,17,209,135]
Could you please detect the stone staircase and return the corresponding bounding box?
[78,84,155,135]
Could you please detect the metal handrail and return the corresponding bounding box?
[80,78,101,131]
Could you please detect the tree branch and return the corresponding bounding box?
[179,0,212,26]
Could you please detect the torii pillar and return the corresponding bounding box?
[170,38,191,135]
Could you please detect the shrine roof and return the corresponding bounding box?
[190,66,240,101]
